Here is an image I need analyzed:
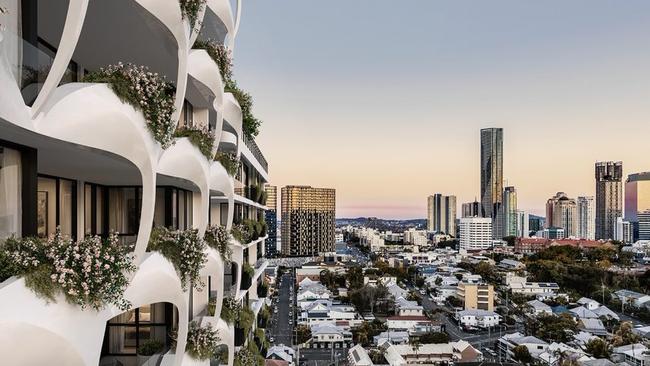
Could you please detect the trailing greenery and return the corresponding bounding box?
[174,125,214,160]
[138,339,165,356]
[179,0,206,31]
[234,341,264,366]
[84,63,176,148]
[221,297,240,324]
[242,262,255,279]
[1,230,136,310]
[257,279,269,298]
[147,227,207,291]
[186,321,221,360]
[214,152,240,176]
[204,225,232,262]
[254,327,269,351]
[237,305,255,338]
[225,81,261,139]
[193,39,233,83]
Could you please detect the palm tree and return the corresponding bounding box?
[409,338,422,359]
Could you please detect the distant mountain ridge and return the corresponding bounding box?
[336,217,426,231]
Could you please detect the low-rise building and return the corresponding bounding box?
[383,341,482,366]
[612,343,650,366]
[455,309,501,329]
[310,324,353,349]
[614,289,650,308]
[498,332,549,361]
[527,300,553,316]
[373,331,410,345]
[267,345,296,366]
[456,282,494,311]
[505,273,560,296]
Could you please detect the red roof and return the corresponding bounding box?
[265,360,289,366]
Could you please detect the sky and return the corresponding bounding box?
[233,1,650,219]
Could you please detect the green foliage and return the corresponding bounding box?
[585,338,610,358]
[525,313,577,343]
[237,306,255,338]
[208,297,216,316]
[352,319,387,347]
[221,297,240,324]
[185,321,221,361]
[446,296,464,308]
[234,342,264,366]
[174,125,214,160]
[419,331,449,344]
[225,81,261,139]
[347,266,364,290]
[179,0,206,31]
[214,152,240,176]
[296,324,312,344]
[512,345,532,364]
[84,63,176,148]
[138,339,165,356]
[611,321,641,346]
[350,283,394,315]
[257,279,269,298]
[147,227,207,291]
[204,225,232,262]
[0,243,18,282]
[193,39,233,83]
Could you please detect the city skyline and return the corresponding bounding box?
[236,1,650,219]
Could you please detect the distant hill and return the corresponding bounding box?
[336,217,426,231]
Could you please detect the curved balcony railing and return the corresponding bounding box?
[243,135,268,173]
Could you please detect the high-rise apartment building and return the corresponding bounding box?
[529,215,546,232]
[281,186,336,256]
[576,196,595,240]
[462,200,481,218]
[265,186,278,255]
[595,161,623,240]
[516,211,530,238]
[625,172,650,240]
[546,192,577,237]
[616,217,634,244]
[0,3,269,365]
[427,194,457,236]
[502,186,518,237]
[459,217,493,251]
[639,211,650,241]
[480,128,504,239]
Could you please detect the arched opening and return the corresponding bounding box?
[99,302,178,366]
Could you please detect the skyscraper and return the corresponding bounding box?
[459,217,493,251]
[462,200,481,218]
[502,186,518,237]
[265,186,278,255]
[427,194,457,236]
[281,185,336,256]
[516,211,530,237]
[576,196,595,240]
[595,161,623,240]
[625,172,650,240]
[480,128,503,239]
[546,192,577,237]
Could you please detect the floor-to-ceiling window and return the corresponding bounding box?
[37,176,76,239]
[0,146,22,239]
[153,187,194,230]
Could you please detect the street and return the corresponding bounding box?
[269,272,294,346]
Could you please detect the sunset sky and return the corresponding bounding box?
[234,1,650,219]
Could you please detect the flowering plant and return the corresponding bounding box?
[225,80,261,139]
[214,152,240,176]
[84,63,176,148]
[185,321,221,360]
[220,297,241,324]
[174,125,215,159]
[230,223,252,244]
[204,225,232,262]
[3,229,136,310]
[180,0,206,32]
[234,343,264,366]
[147,227,207,291]
[193,39,233,83]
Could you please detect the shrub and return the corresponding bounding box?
[257,279,269,298]
[214,152,240,176]
[237,305,255,337]
[2,230,136,310]
[84,63,176,148]
[147,227,207,291]
[231,224,252,244]
[225,81,261,139]
[174,125,214,160]
[193,39,233,83]
[138,339,165,356]
[185,321,221,360]
[208,296,217,316]
[234,342,264,366]
[179,0,206,31]
[221,297,240,324]
[204,225,232,262]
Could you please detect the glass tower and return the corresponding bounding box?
[480,128,503,239]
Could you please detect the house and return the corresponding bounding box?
[395,297,424,317]
[527,300,553,316]
[577,298,600,311]
[386,315,438,333]
[299,301,361,327]
[570,306,599,319]
[614,289,650,308]
[611,343,650,366]
[455,309,501,329]
[538,342,589,366]
[570,304,619,321]
[267,345,296,366]
[632,326,650,339]
[348,344,373,366]
[578,318,608,336]
[310,324,352,349]
[498,332,549,361]
[265,360,289,366]
[498,259,525,270]
[381,341,482,366]
[373,331,410,345]
[505,273,560,296]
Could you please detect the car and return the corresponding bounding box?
[269,337,275,343]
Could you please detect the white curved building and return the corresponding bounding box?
[0,1,269,365]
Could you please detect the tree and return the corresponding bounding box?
[347,266,364,290]
[446,296,463,308]
[512,345,532,364]
[419,332,449,344]
[434,276,443,286]
[409,338,422,357]
[296,324,312,344]
[526,313,577,343]
[612,321,641,347]
[585,338,610,358]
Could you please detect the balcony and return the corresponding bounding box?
[243,135,268,173]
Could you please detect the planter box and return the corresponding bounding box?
[138,353,162,366]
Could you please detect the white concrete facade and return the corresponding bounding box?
[0,1,269,366]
